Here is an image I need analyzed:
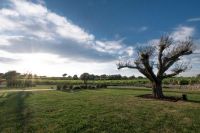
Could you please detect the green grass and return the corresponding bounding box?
[0,88,200,133]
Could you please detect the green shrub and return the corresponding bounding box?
[178,80,189,85]
[80,85,87,89]
[56,85,62,90]
[72,86,81,90]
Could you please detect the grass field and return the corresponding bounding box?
[0,88,200,133]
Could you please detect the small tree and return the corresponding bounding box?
[129,75,136,79]
[62,73,67,78]
[73,75,79,80]
[80,73,90,87]
[117,36,193,98]
[196,74,200,78]
[4,71,19,87]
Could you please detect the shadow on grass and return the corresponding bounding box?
[108,87,151,92]
[108,87,200,103]
[59,88,107,93]
[186,99,200,104]
[0,92,32,132]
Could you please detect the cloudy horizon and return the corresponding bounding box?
[0,0,200,77]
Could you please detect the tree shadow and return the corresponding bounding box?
[108,87,151,92]
[185,99,200,104]
[0,92,32,132]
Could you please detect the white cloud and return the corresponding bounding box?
[0,35,23,45]
[46,12,95,43]
[138,26,148,32]
[124,46,134,56]
[0,0,133,58]
[0,8,19,17]
[170,26,195,41]
[10,0,48,16]
[95,40,122,53]
[187,17,200,22]
[0,50,138,76]
[0,0,135,75]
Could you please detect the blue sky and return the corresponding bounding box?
[45,0,200,43]
[0,0,199,76]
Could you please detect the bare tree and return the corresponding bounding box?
[117,36,193,98]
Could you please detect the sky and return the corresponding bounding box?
[0,0,200,77]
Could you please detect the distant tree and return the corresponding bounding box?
[100,74,107,80]
[122,76,128,80]
[67,76,72,80]
[108,74,122,80]
[4,71,18,81]
[62,73,67,77]
[129,75,136,79]
[89,74,95,80]
[33,74,38,78]
[4,71,19,87]
[80,73,90,86]
[27,73,33,79]
[196,74,200,78]
[73,75,79,80]
[117,36,193,98]
[0,73,5,85]
[137,76,144,79]
[0,73,4,78]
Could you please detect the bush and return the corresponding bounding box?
[178,80,189,85]
[56,85,62,90]
[80,85,87,89]
[6,80,35,88]
[69,85,73,89]
[189,79,198,85]
[62,84,68,90]
[72,86,81,90]
[101,84,107,88]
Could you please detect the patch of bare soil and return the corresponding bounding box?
[138,94,182,102]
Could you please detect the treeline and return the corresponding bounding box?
[1,71,200,88]
[36,74,140,80]
[0,71,141,80]
[0,71,35,88]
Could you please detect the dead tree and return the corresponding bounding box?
[117,36,193,98]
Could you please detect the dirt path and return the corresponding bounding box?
[0,89,56,93]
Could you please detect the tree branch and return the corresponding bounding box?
[163,63,189,78]
[162,38,193,76]
[157,36,173,77]
[138,46,158,82]
[117,61,137,69]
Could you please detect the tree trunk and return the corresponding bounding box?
[152,81,164,98]
[84,80,87,88]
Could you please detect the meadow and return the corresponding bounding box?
[0,87,200,133]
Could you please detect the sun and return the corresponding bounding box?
[18,53,57,75]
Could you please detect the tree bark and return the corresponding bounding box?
[152,81,164,98]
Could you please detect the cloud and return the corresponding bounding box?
[129,26,148,32]
[0,0,136,76]
[187,17,200,22]
[0,49,138,76]
[0,57,19,63]
[138,26,148,32]
[170,26,199,76]
[170,26,195,41]
[0,0,134,63]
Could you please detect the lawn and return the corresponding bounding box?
[0,88,200,133]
